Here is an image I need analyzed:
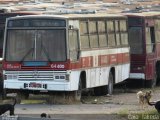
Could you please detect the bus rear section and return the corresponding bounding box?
[127,12,160,88]
[2,14,130,102]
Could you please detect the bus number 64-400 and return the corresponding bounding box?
[51,64,65,69]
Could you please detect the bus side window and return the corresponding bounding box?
[89,21,98,48]
[80,21,90,49]
[69,30,79,61]
[146,27,155,53]
[115,20,121,46]
[98,21,107,47]
[155,19,160,42]
[107,21,116,47]
[120,20,128,46]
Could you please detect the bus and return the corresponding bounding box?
[126,12,160,88]
[0,10,39,98]
[2,13,130,101]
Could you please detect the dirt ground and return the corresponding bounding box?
[81,86,159,114]
[1,84,160,120]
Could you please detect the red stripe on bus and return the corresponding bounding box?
[81,56,93,68]
[98,55,109,66]
[3,52,129,70]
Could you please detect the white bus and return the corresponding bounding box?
[2,13,130,101]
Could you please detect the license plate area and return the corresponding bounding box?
[24,83,47,89]
[30,82,41,88]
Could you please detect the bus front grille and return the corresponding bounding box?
[4,71,66,81]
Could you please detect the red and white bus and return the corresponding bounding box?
[2,13,130,100]
[0,11,39,98]
[126,12,160,88]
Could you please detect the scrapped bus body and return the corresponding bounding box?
[2,13,130,100]
[126,12,160,87]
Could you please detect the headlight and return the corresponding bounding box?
[54,74,69,81]
[54,75,65,80]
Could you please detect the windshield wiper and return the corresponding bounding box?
[20,48,34,63]
[41,43,52,63]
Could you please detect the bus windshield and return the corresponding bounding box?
[128,27,143,54]
[6,29,66,62]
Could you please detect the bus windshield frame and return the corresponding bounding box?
[4,18,67,62]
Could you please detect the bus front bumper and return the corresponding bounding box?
[4,80,72,91]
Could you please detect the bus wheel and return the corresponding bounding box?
[145,80,156,88]
[0,89,7,100]
[152,74,157,88]
[107,72,114,95]
[145,74,157,88]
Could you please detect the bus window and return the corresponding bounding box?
[155,20,160,42]
[80,21,90,49]
[89,21,98,48]
[98,21,107,47]
[115,21,121,46]
[90,34,98,48]
[115,21,119,32]
[99,34,107,47]
[107,21,116,47]
[80,21,88,34]
[107,21,114,32]
[6,29,66,62]
[146,27,155,53]
[108,34,116,47]
[116,33,121,46]
[155,20,160,30]
[120,20,127,32]
[80,35,90,49]
[69,30,79,61]
[121,33,128,46]
[98,21,105,33]
[128,27,143,54]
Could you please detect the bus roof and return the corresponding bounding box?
[123,11,160,18]
[6,13,127,21]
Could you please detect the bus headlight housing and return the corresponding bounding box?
[5,75,18,80]
[54,74,69,81]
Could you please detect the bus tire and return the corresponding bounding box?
[145,79,156,89]
[156,62,160,84]
[0,89,7,100]
[152,73,157,88]
[107,72,114,95]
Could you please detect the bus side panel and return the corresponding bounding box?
[70,70,81,90]
[122,63,130,81]
[145,60,154,80]
[99,67,110,86]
